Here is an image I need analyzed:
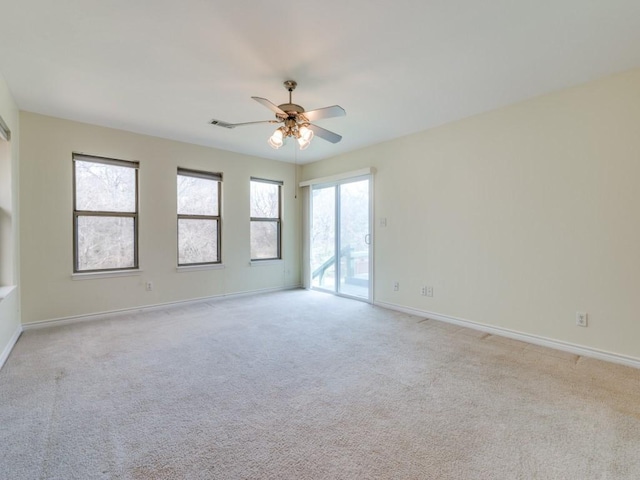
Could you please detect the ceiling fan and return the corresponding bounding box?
[210,80,345,150]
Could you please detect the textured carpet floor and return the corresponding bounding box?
[1,289,640,479]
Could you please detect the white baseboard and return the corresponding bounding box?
[0,324,23,370]
[23,284,303,331]
[375,300,640,370]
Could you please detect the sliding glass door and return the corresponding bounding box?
[310,176,371,301]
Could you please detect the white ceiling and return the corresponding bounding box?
[1,1,640,164]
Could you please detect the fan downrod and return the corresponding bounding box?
[279,80,303,115]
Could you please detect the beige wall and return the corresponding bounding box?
[19,113,301,323]
[0,72,21,362]
[303,68,640,360]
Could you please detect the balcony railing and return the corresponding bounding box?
[311,246,368,287]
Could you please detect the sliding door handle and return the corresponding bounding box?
[364,233,371,245]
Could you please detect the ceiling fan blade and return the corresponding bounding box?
[210,119,280,129]
[302,105,346,122]
[309,124,342,144]
[251,97,286,116]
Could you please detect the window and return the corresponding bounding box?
[73,154,139,272]
[250,178,282,260]
[0,115,12,286]
[177,168,221,266]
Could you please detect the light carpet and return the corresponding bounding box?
[1,289,640,479]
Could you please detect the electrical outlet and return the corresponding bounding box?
[421,286,427,296]
[145,281,153,291]
[426,286,433,297]
[379,217,387,227]
[576,311,587,327]
[393,281,399,291]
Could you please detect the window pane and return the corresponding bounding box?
[311,186,336,289]
[75,160,136,212]
[251,221,278,259]
[178,219,218,264]
[250,181,279,218]
[177,175,218,216]
[77,216,135,270]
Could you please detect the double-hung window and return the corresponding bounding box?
[250,178,282,260]
[73,154,139,273]
[177,168,222,266]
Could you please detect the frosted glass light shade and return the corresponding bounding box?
[299,125,314,142]
[298,137,311,150]
[268,128,284,149]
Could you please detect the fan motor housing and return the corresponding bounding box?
[278,103,305,115]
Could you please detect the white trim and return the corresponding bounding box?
[22,285,303,331]
[299,167,375,187]
[176,264,225,272]
[0,285,17,301]
[375,300,640,370]
[0,324,22,371]
[72,270,143,280]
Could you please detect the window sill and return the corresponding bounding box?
[0,285,17,302]
[176,264,225,272]
[250,259,283,266]
[71,270,143,280]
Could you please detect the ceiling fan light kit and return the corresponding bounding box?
[269,119,315,150]
[210,80,345,151]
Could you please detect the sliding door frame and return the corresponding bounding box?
[307,172,374,303]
